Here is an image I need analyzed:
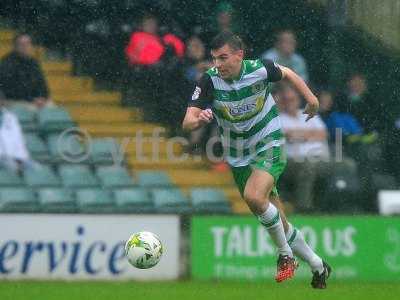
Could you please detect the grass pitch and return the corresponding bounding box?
[1,280,399,300]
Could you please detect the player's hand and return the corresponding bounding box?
[198,108,213,124]
[303,101,319,122]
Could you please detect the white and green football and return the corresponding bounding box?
[125,231,163,269]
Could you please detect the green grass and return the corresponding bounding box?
[1,281,399,300]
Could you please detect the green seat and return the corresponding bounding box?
[47,133,87,163]
[24,134,51,162]
[24,165,61,187]
[0,169,23,186]
[96,166,135,188]
[76,189,115,213]
[90,138,120,165]
[59,165,99,188]
[113,188,153,213]
[38,107,75,133]
[136,171,173,188]
[150,188,191,213]
[9,104,37,132]
[190,188,231,213]
[37,188,76,213]
[0,188,38,212]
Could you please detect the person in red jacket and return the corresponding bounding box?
[125,15,184,66]
[124,14,185,124]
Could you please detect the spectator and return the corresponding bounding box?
[125,14,184,67]
[181,36,227,170]
[180,36,226,169]
[182,36,213,152]
[278,84,330,212]
[0,33,50,109]
[201,2,245,52]
[319,89,363,144]
[262,30,309,82]
[0,92,37,174]
[337,73,380,137]
[124,14,185,125]
[215,2,237,33]
[183,36,212,84]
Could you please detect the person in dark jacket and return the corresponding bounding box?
[0,33,50,108]
[124,15,185,125]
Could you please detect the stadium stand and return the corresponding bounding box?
[0,28,242,214]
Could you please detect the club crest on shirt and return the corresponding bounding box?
[191,86,201,100]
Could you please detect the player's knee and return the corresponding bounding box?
[244,189,260,203]
[243,190,268,213]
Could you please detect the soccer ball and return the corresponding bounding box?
[125,231,163,269]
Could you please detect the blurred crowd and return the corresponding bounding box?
[1,1,400,213]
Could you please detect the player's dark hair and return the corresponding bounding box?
[210,31,244,51]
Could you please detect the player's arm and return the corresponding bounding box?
[182,74,214,131]
[280,66,319,121]
[262,58,319,122]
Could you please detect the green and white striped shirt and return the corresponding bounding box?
[188,58,284,167]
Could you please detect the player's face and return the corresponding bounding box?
[211,44,244,80]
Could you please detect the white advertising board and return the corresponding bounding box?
[0,214,180,280]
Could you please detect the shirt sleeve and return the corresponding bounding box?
[261,58,283,83]
[187,74,214,109]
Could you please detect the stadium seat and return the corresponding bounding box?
[24,133,51,162]
[37,188,76,213]
[47,133,87,163]
[96,165,135,188]
[321,162,362,213]
[75,188,115,213]
[9,104,37,132]
[0,187,39,212]
[136,170,173,188]
[24,165,61,187]
[0,168,23,186]
[38,107,75,133]
[150,188,191,213]
[90,138,120,165]
[190,188,231,213]
[59,164,99,188]
[113,188,154,213]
